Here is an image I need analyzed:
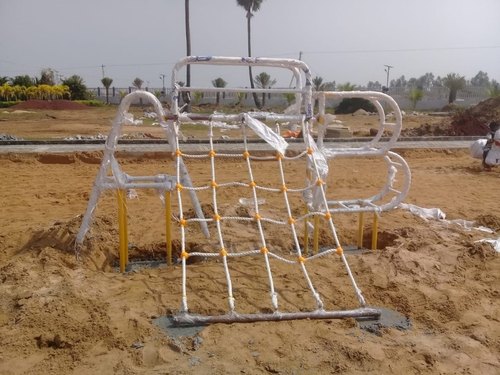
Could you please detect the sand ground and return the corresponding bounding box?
[0,107,499,374]
[0,148,498,375]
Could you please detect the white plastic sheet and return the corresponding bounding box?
[399,203,494,233]
[475,238,500,253]
[244,113,288,155]
[469,139,486,159]
[399,203,446,220]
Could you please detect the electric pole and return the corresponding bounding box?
[384,65,393,89]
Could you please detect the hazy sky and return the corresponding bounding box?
[1,0,499,89]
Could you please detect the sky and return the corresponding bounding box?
[1,0,500,89]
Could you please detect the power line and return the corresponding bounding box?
[301,45,500,55]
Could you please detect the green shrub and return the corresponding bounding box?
[335,98,376,114]
[0,101,21,108]
[75,100,105,107]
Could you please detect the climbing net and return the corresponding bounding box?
[171,113,378,325]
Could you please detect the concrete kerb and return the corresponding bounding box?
[0,136,480,155]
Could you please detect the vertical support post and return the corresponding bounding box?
[303,205,309,255]
[357,212,365,249]
[371,213,378,250]
[165,190,173,266]
[313,215,320,254]
[117,189,128,272]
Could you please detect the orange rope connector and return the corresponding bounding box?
[174,149,182,157]
[307,147,314,155]
[280,184,288,193]
[249,181,257,188]
[276,152,283,160]
[254,213,261,221]
[213,214,221,222]
[288,216,296,225]
[317,115,325,125]
[210,180,218,188]
[324,212,332,220]
[176,183,183,191]
[297,255,306,264]
[336,246,344,256]
[208,150,216,158]
[180,251,190,259]
[260,246,268,254]
[179,218,187,227]
[242,151,250,159]
[316,178,324,186]
[219,248,227,257]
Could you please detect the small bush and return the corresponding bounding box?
[335,98,376,114]
[75,100,105,107]
[0,101,21,108]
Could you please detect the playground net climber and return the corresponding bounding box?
[75,56,411,325]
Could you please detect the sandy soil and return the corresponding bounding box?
[0,106,446,140]
[0,144,499,374]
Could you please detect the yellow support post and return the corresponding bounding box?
[165,190,173,266]
[371,213,378,250]
[313,215,320,254]
[357,212,365,249]
[117,189,128,272]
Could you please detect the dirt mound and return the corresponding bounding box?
[12,100,88,110]
[449,96,500,136]
[402,97,500,136]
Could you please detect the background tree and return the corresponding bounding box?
[254,71,276,107]
[101,77,113,104]
[390,75,407,88]
[312,76,335,108]
[211,77,227,106]
[442,73,466,104]
[38,68,56,85]
[236,0,263,109]
[0,77,9,85]
[470,71,489,87]
[408,88,424,109]
[62,75,88,100]
[337,82,356,91]
[367,81,382,91]
[488,80,500,97]
[132,77,144,90]
[11,75,35,87]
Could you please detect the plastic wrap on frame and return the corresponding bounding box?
[244,113,288,155]
[306,132,328,180]
[306,132,329,210]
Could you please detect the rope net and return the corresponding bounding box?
[172,114,369,323]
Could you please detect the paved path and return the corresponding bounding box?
[0,139,475,154]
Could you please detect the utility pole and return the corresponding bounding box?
[384,65,393,90]
[101,64,105,79]
[159,74,166,94]
[289,51,304,87]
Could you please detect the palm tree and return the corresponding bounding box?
[132,78,143,90]
[312,76,335,109]
[253,72,276,107]
[236,0,263,109]
[212,77,227,106]
[184,0,192,111]
[442,73,465,104]
[101,77,113,104]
